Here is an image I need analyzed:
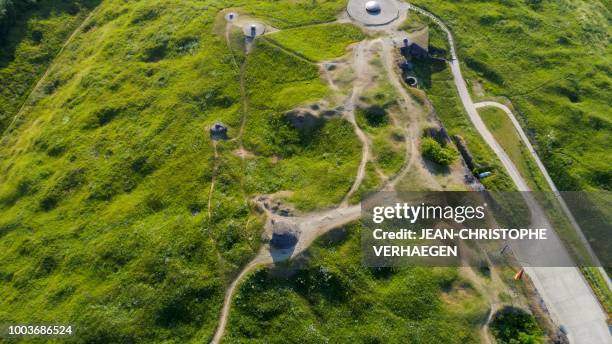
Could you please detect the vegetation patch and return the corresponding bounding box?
[410,0,611,191]
[410,57,514,190]
[490,306,543,344]
[266,23,365,61]
[421,136,457,166]
[242,37,361,210]
[226,223,487,343]
[0,0,99,132]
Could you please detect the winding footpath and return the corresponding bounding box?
[210,30,378,344]
[407,4,610,343]
[210,5,610,344]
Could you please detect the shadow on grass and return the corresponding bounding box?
[0,0,100,69]
[411,58,447,90]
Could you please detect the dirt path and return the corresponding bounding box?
[341,41,373,205]
[379,38,420,188]
[209,202,361,344]
[208,10,451,342]
[320,63,339,91]
[209,256,269,344]
[207,141,219,221]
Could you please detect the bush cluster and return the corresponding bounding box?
[421,137,457,166]
[490,307,543,344]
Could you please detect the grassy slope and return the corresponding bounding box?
[411,0,611,192]
[0,0,100,132]
[479,107,549,191]
[411,59,515,191]
[401,12,514,191]
[266,23,365,61]
[0,0,363,341]
[478,107,612,312]
[226,224,487,343]
[242,38,361,210]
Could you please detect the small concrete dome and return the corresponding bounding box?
[405,76,418,87]
[365,1,381,13]
[225,12,239,21]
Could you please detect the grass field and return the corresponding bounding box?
[479,106,549,191]
[0,0,360,341]
[266,23,365,61]
[242,38,361,210]
[226,223,488,343]
[0,0,99,133]
[410,0,611,192]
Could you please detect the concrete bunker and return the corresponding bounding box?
[242,22,265,38]
[225,12,238,21]
[270,220,299,249]
[365,1,381,14]
[405,76,418,87]
[210,122,228,140]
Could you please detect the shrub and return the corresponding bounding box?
[421,137,457,165]
[490,307,543,344]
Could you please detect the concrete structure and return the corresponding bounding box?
[347,0,399,26]
[401,38,428,59]
[210,122,228,140]
[405,76,417,86]
[242,22,264,37]
[224,12,238,21]
[365,1,381,13]
[270,220,299,249]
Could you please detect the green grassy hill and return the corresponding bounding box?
[0,0,99,132]
[0,0,360,341]
[0,0,609,342]
[226,224,487,343]
[411,0,611,191]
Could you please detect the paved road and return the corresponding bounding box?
[407,4,611,343]
[474,101,612,292]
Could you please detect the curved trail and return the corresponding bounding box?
[210,37,378,344]
[342,41,374,206]
[207,141,219,220]
[380,38,420,189]
[211,4,611,343]
[209,31,421,343]
[406,4,610,343]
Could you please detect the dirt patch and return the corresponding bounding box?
[233,147,253,158]
[284,102,341,130]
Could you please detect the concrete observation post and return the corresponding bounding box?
[347,0,400,26]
